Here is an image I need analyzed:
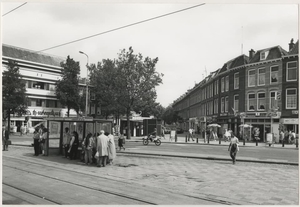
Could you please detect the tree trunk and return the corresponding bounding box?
[67,107,70,117]
[126,109,131,139]
[7,109,10,140]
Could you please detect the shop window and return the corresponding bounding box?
[286,88,297,109]
[270,66,279,84]
[248,93,256,111]
[257,92,266,111]
[234,72,239,89]
[248,70,256,87]
[258,68,265,86]
[287,61,297,81]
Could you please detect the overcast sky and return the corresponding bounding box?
[2,1,298,107]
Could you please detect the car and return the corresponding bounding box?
[164,128,171,134]
[176,128,184,134]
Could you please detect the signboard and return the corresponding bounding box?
[170,130,176,138]
[282,118,299,125]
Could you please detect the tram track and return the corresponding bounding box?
[3,155,244,205]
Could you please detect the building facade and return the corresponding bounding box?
[2,44,95,132]
[172,40,298,142]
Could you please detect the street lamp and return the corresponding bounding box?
[79,51,89,117]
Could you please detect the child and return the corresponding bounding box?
[118,134,125,150]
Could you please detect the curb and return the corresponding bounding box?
[117,151,299,166]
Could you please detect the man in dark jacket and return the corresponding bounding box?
[2,126,9,151]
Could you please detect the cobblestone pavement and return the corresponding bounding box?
[3,146,299,205]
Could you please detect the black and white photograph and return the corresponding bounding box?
[2,0,299,205]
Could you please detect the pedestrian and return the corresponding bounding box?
[189,128,194,141]
[92,133,99,164]
[96,130,109,167]
[279,130,284,144]
[224,129,231,142]
[68,131,79,160]
[118,134,125,150]
[33,128,40,156]
[228,130,239,164]
[291,131,296,144]
[105,132,116,165]
[288,130,292,144]
[63,127,71,158]
[161,126,165,139]
[40,127,48,156]
[83,133,93,165]
[2,125,9,151]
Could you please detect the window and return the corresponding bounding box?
[234,73,239,89]
[221,97,224,113]
[214,81,217,95]
[257,92,266,111]
[221,77,224,92]
[286,89,297,109]
[204,87,206,99]
[32,81,45,89]
[49,84,56,91]
[225,76,229,91]
[216,79,219,94]
[248,93,256,111]
[270,91,277,109]
[46,100,56,108]
[27,98,31,106]
[258,68,265,86]
[214,98,218,114]
[270,66,279,84]
[234,95,239,112]
[26,80,32,88]
[248,70,256,87]
[260,51,269,60]
[225,96,228,112]
[36,99,42,107]
[287,61,297,81]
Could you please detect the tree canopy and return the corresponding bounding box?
[90,47,163,138]
[56,56,81,117]
[2,60,28,136]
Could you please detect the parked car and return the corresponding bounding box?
[176,128,184,134]
[164,128,171,134]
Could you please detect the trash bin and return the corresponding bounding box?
[266,133,273,146]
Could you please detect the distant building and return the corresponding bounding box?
[2,44,95,132]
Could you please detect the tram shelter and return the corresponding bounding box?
[44,117,113,156]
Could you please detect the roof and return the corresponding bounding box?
[288,41,298,55]
[2,44,64,67]
[248,45,288,64]
[219,54,249,73]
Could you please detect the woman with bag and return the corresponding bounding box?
[105,132,116,165]
[228,130,239,164]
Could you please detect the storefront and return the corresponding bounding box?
[280,118,299,134]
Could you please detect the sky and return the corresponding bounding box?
[1,1,298,108]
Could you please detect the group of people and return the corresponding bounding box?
[33,124,48,156]
[63,128,125,167]
[280,130,297,144]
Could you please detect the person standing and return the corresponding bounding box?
[118,134,125,150]
[83,133,93,165]
[92,133,99,164]
[2,126,9,151]
[106,132,116,165]
[96,130,109,167]
[40,128,48,156]
[68,131,79,160]
[63,127,71,158]
[228,131,239,164]
[279,130,284,144]
[33,128,40,156]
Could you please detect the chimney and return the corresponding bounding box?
[249,49,255,59]
[289,38,295,51]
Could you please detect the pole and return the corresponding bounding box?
[79,51,89,117]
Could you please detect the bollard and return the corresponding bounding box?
[256,140,258,146]
[208,137,210,144]
[197,137,198,143]
[185,135,187,143]
[219,138,221,145]
[243,139,245,146]
[282,139,284,147]
[175,134,177,142]
[296,139,298,148]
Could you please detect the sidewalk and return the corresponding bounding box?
[126,134,298,149]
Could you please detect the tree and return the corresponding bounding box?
[162,106,182,125]
[115,47,163,139]
[2,60,28,137]
[56,56,81,117]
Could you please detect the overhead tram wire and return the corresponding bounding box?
[2,2,27,17]
[21,3,206,56]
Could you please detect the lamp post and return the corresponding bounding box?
[79,51,89,117]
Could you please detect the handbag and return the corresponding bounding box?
[95,151,99,158]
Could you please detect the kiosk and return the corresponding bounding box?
[44,117,113,156]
